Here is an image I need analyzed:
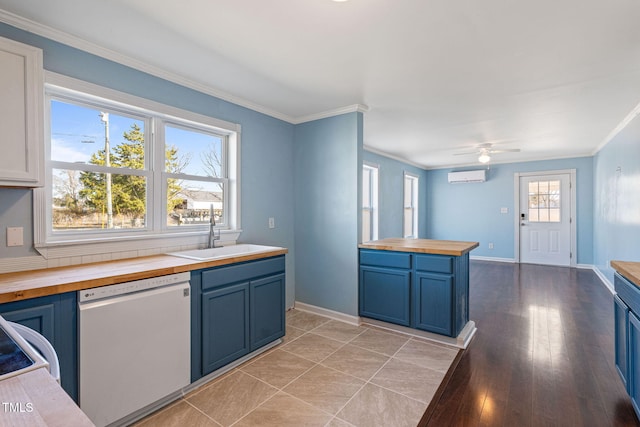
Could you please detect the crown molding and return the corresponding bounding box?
[292,104,369,124]
[363,146,428,170]
[593,100,640,155]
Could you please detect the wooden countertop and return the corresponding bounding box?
[0,367,94,426]
[611,260,640,288]
[0,248,287,304]
[359,238,479,256]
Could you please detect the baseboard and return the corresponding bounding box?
[470,255,516,263]
[293,301,360,326]
[592,265,614,294]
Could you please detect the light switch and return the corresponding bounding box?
[7,227,24,247]
[268,217,275,229]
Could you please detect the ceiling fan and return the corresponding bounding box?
[454,143,521,164]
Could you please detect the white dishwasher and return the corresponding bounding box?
[78,272,191,427]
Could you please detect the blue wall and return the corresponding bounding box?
[426,157,594,264]
[594,114,640,282]
[362,150,429,239]
[294,113,363,316]
[0,23,298,306]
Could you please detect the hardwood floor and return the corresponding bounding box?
[421,260,639,426]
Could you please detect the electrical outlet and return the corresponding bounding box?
[268,217,275,229]
[488,242,494,249]
[500,207,508,214]
[7,227,24,247]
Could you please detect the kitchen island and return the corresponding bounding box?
[358,238,478,348]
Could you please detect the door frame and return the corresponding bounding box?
[513,169,577,267]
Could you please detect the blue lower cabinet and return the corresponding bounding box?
[192,255,286,380]
[202,283,250,375]
[0,292,77,401]
[359,266,411,326]
[629,312,640,417]
[250,274,285,351]
[413,272,453,335]
[615,294,630,391]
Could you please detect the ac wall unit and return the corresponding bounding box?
[448,170,486,184]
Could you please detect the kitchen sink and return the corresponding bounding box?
[167,244,284,261]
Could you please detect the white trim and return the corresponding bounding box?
[363,146,427,170]
[293,104,369,124]
[403,172,419,238]
[45,72,241,132]
[293,301,361,326]
[514,169,577,268]
[592,265,615,294]
[361,318,476,349]
[593,101,640,155]
[0,10,369,126]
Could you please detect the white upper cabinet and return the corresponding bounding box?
[0,36,44,187]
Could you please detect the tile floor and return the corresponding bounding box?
[134,309,459,427]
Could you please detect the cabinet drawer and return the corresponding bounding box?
[415,254,453,274]
[202,256,285,291]
[360,250,411,269]
[616,273,640,315]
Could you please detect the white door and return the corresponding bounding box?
[519,173,571,266]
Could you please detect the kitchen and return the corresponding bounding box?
[1,1,640,426]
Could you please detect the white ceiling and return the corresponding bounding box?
[1,0,640,169]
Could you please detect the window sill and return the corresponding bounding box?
[34,229,242,260]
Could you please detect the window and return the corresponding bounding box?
[528,180,560,222]
[37,74,239,248]
[362,163,379,242]
[403,173,418,238]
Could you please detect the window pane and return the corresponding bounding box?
[404,208,413,237]
[529,208,539,222]
[168,179,223,227]
[528,182,538,194]
[165,125,224,177]
[549,208,560,222]
[363,169,371,208]
[539,208,549,222]
[52,168,146,231]
[404,177,412,207]
[538,181,549,193]
[362,210,371,242]
[51,100,145,170]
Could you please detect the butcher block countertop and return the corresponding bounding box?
[0,368,93,427]
[0,248,287,304]
[611,260,640,288]
[359,238,479,256]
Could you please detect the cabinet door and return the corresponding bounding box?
[0,293,77,401]
[413,272,453,336]
[615,295,630,391]
[250,274,285,351]
[201,283,250,375]
[0,36,43,187]
[629,311,640,418]
[359,266,411,326]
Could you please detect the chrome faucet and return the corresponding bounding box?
[208,205,221,248]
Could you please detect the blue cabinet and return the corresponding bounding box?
[0,292,77,401]
[413,272,453,335]
[359,266,411,326]
[202,283,250,375]
[614,272,640,419]
[359,249,470,338]
[191,255,286,381]
[615,294,630,391]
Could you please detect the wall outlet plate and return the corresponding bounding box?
[7,227,24,247]
[268,217,275,229]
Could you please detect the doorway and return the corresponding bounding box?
[514,170,576,267]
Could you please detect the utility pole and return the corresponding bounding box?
[100,112,113,229]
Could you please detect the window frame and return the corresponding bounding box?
[34,72,241,257]
[403,172,419,238]
[362,162,379,242]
